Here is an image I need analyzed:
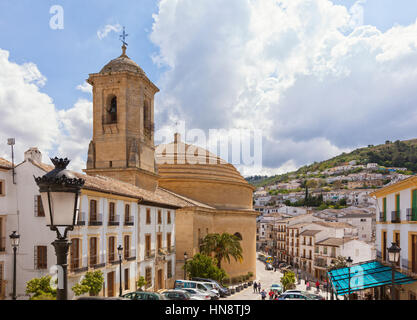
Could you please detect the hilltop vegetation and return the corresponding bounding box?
[247,138,417,187]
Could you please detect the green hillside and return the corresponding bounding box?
[247,138,417,187]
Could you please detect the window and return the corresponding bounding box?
[167,211,171,224]
[145,234,151,257]
[146,209,151,224]
[145,268,152,288]
[167,260,172,279]
[90,200,97,221]
[109,202,116,222]
[157,234,162,252]
[108,236,115,262]
[34,246,47,269]
[106,96,117,124]
[89,237,98,266]
[323,247,328,254]
[70,239,81,271]
[34,195,45,217]
[158,210,162,224]
[124,235,130,259]
[0,180,4,196]
[167,233,171,251]
[124,268,130,290]
[125,204,130,223]
[382,198,387,221]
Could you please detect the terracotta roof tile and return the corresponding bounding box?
[0,157,12,169]
[315,237,354,247]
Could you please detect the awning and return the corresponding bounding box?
[327,260,416,296]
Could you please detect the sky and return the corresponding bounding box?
[1,0,417,177]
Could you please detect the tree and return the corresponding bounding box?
[281,271,296,292]
[200,233,243,269]
[184,253,227,282]
[72,270,104,297]
[137,276,147,291]
[328,256,348,271]
[26,275,57,300]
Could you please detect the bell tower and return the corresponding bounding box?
[84,43,160,191]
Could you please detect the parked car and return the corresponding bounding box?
[270,284,282,294]
[122,291,166,300]
[161,289,193,300]
[277,292,313,300]
[265,263,273,270]
[278,263,288,269]
[174,280,219,299]
[191,277,230,297]
[178,288,212,300]
[305,292,326,300]
[76,296,129,300]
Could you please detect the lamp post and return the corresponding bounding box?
[387,242,401,300]
[346,256,353,300]
[184,252,188,280]
[34,157,84,300]
[117,245,123,297]
[9,231,20,300]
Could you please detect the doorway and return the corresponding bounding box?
[107,271,115,297]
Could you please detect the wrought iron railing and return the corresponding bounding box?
[391,211,401,223]
[406,208,417,222]
[379,212,386,222]
[145,249,155,259]
[124,215,134,226]
[108,215,120,226]
[89,254,106,269]
[89,213,103,226]
[77,212,86,226]
[70,257,88,273]
[125,249,136,261]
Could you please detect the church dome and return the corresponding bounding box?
[99,46,146,76]
[156,134,255,210]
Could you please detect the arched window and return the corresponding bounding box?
[234,232,243,241]
[105,95,117,124]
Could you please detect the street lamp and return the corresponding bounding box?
[9,231,20,300]
[34,157,84,300]
[117,245,123,296]
[387,242,401,300]
[346,256,353,300]
[184,252,188,280]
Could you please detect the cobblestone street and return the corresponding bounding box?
[225,258,328,300]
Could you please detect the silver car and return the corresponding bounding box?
[277,292,313,300]
[179,288,212,300]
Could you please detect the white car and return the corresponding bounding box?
[180,288,212,300]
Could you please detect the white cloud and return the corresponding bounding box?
[150,0,417,174]
[76,82,92,94]
[97,24,122,40]
[0,48,91,173]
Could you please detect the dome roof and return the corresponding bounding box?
[155,134,254,210]
[99,46,146,76]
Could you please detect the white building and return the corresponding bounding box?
[0,148,178,300]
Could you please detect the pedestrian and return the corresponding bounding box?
[253,281,258,293]
[261,289,267,300]
[258,281,261,293]
[306,281,310,291]
[316,280,320,292]
[269,290,274,300]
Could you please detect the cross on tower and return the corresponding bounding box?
[120,26,129,46]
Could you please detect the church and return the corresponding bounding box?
[83,43,257,281]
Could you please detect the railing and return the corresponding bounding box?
[70,257,88,274]
[108,253,120,265]
[89,213,103,226]
[145,249,156,259]
[124,216,134,226]
[406,208,417,222]
[314,259,327,268]
[124,249,136,261]
[391,211,401,223]
[379,212,386,222]
[89,254,106,269]
[77,212,86,226]
[0,237,5,252]
[108,215,120,226]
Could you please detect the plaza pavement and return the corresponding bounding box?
[225,259,329,300]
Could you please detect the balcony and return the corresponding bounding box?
[314,259,327,268]
[77,212,86,226]
[89,254,106,269]
[108,215,120,226]
[145,249,156,260]
[406,208,417,222]
[0,237,5,252]
[379,212,386,222]
[124,249,136,261]
[391,211,401,224]
[108,253,120,265]
[89,214,103,226]
[124,216,134,226]
[70,257,88,274]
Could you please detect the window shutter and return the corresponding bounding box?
[34,246,38,269]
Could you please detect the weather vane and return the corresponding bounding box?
[120,26,129,46]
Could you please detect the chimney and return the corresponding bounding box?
[24,147,42,163]
[174,133,181,143]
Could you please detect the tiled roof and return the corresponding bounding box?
[315,237,354,247]
[312,221,354,229]
[299,229,322,237]
[0,157,12,169]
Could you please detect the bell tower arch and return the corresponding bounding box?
[84,44,160,191]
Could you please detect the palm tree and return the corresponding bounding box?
[200,233,243,269]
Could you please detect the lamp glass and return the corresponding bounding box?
[346,257,353,268]
[10,233,20,248]
[41,191,78,226]
[117,245,123,256]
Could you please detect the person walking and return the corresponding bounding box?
[253,281,258,293]
[261,289,267,300]
[258,281,261,293]
[306,280,310,291]
[269,290,274,300]
[316,280,320,293]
